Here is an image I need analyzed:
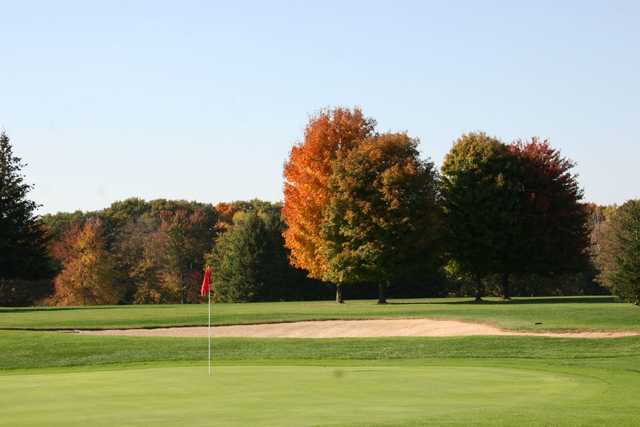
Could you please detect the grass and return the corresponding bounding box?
[1,332,640,426]
[4,364,632,427]
[2,295,640,332]
[2,331,640,370]
[2,297,640,426]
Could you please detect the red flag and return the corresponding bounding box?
[200,266,212,297]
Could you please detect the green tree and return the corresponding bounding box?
[210,212,277,302]
[209,202,326,303]
[441,132,519,300]
[596,200,640,304]
[0,132,52,305]
[321,133,441,304]
[442,134,590,300]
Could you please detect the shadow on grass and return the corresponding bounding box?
[0,303,207,313]
[0,306,135,314]
[387,296,620,305]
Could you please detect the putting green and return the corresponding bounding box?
[1,365,604,426]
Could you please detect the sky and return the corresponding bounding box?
[1,1,638,214]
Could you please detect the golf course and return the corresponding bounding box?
[2,2,639,425]
[2,296,640,426]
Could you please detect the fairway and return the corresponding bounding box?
[3,296,640,332]
[0,365,606,427]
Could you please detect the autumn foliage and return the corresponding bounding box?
[50,219,122,305]
[321,133,441,303]
[0,113,614,306]
[595,200,640,304]
[283,107,375,280]
[510,138,590,275]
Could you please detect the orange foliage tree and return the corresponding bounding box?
[50,218,122,305]
[282,107,375,302]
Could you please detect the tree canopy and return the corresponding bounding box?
[321,133,441,303]
[50,219,122,305]
[0,132,52,306]
[441,132,517,298]
[441,133,589,299]
[510,138,590,276]
[596,200,640,304]
[283,107,376,284]
[209,202,327,302]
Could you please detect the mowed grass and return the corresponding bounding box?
[1,331,640,426]
[2,296,640,332]
[1,364,623,427]
[2,298,640,426]
[3,331,640,370]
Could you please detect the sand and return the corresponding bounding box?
[77,318,640,339]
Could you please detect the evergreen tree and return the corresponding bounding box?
[209,205,325,303]
[0,132,52,305]
[210,212,274,302]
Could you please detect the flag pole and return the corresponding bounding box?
[208,282,212,376]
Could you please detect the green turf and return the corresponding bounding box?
[2,296,639,332]
[3,298,640,426]
[3,364,628,427]
[2,331,640,425]
[2,331,640,370]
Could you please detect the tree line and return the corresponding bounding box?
[0,111,638,306]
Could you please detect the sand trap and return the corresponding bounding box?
[78,318,640,339]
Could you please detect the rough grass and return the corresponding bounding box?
[2,296,639,332]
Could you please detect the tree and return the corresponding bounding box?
[209,212,272,302]
[50,219,122,305]
[442,133,590,300]
[510,138,590,279]
[155,207,217,303]
[0,132,52,305]
[441,132,519,300]
[283,107,375,302]
[321,133,441,303]
[596,200,640,305]
[113,214,160,303]
[209,202,327,302]
[42,199,219,305]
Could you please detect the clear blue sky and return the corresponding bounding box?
[1,1,638,214]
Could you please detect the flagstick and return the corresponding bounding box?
[208,285,212,376]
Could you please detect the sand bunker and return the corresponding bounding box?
[78,318,640,339]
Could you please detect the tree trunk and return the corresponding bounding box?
[474,275,484,302]
[180,273,185,304]
[335,284,344,304]
[377,281,388,304]
[501,273,511,300]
